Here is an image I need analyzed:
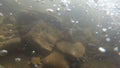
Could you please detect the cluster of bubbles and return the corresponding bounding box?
[98,46,120,57]
[0,12,14,17]
[98,46,120,52]
[45,0,73,15]
[87,0,120,17]
[85,0,120,55]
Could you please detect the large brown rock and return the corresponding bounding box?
[28,20,62,53]
[56,41,85,59]
[42,52,69,68]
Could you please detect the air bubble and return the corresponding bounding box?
[0,3,3,6]
[114,47,119,52]
[108,26,112,29]
[46,9,54,13]
[66,8,71,12]
[29,6,33,8]
[71,19,75,23]
[97,24,102,27]
[15,57,21,62]
[98,47,106,53]
[0,12,3,16]
[41,0,45,4]
[60,0,71,7]
[102,28,107,32]
[75,21,79,23]
[105,34,108,37]
[95,32,98,34]
[32,50,35,54]
[56,8,61,12]
[34,64,39,68]
[0,50,8,56]
[10,12,13,15]
[9,29,13,32]
[106,37,111,42]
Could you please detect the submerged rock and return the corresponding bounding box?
[0,10,86,68]
[42,52,69,68]
[56,41,85,59]
[0,16,21,51]
[30,21,57,51]
[15,11,64,55]
[28,19,62,54]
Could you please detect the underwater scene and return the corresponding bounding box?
[0,0,120,68]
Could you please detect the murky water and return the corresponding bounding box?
[0,0,120,68]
